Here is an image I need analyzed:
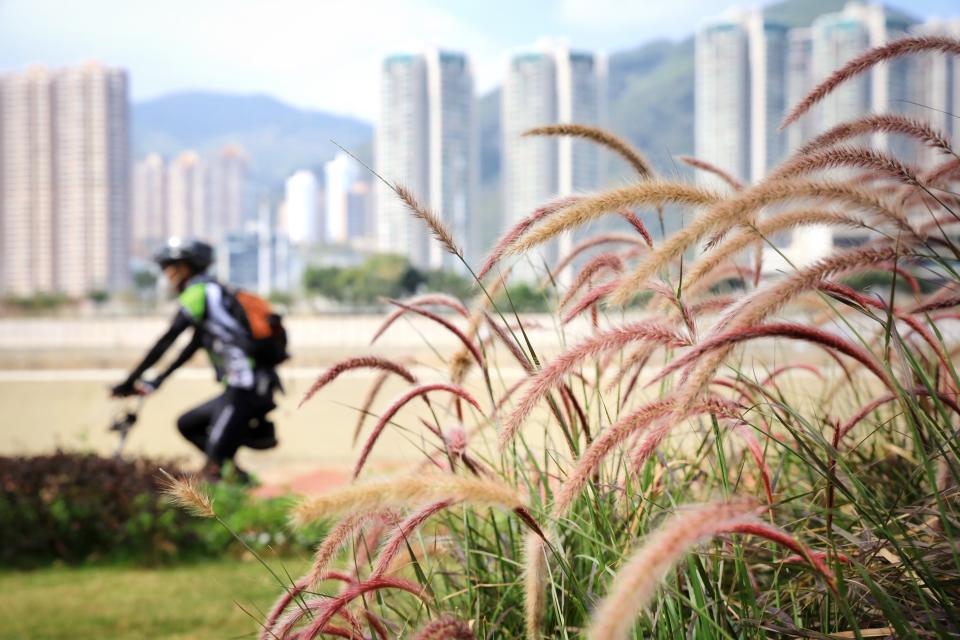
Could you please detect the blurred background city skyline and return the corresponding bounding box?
[1,0,959,307]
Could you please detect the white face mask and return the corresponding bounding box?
[161,277,179,300]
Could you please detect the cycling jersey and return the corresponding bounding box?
[122,276,260,390]
[177,276,255,388]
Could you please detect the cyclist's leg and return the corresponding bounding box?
[205,386,261,466]
[177,395,222,452]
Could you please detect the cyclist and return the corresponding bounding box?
[111,238,279,482]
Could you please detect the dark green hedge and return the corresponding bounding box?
[0,453,322,567]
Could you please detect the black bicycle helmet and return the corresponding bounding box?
[154,238,214,273]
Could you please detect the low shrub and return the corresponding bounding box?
[0,452,320,567]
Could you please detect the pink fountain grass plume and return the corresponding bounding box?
[795,113,954,157]
[711,246,903,336]
[782,35,960,129]
[552,396,742,517]
[299,356,417,409]
[483,313,536,375]
[304,510,399,591]
[618,209,654,247]
[561,279,622,324]
[370,294,469,344]
[364,612,391,640]
[477,195,582,280]
[838,388,960,442]
[381,300,484,368]
[549,233,646,281]
[273,596,365,640]
[370,499,456,578]
[645,280,697,339]
[584,500,760,640]
[507,181,722,258]
[291,474,527,527]
[816,281,952,373]
[353,371,390,446]
[353,383,483,478]
[720,520,837,590]
[678,155,745,191]
[610,180,910,307]
[922,157,960,187]
[559,253,625,309]
[646,322,894,393]
[640,247,905,474]
[300,576,428,639]
[680,209,870,299]
[261,576,310,640]
[783,551,851,566]
[524,123,654,177]
[759,363,824,389]
[732,423,774,504]
[768,145,922,187]
[412,615,476,640]
[500,321,689,450]
[912,293,960,314]
[689,294,739,317]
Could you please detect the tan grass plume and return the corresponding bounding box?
[525,124,653,178]
[291,473,525,527]
[395,183,462,258]
[610,180,915,306]
[157,468,215,518]
[507,181,722,257]
[585,500,759,640]
[680,209,870,298]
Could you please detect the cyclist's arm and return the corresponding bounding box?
[118,311,193,389]
[152,328,203,388]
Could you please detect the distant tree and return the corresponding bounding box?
[267,290,294,307]
[494,283,551,313]
[87,289,110,306]
[5,292,72,313]
[132,270,157,292]
[423,269,475,301]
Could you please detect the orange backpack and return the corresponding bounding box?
[233,290,289,365]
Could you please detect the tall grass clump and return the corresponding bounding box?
[166,35,960,638]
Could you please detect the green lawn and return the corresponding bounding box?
[0,557,310,639]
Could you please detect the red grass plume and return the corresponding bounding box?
[371,293,469,343]
[370,499,456,578]
[299,356,417,408]
[500,321,690,449]
[795,113,953,157]
[304,509,399,591]
[382,300,484,367]
[768,145,921,186]
[354,383,483,478]
[412,615,476,640]
[584,500,760,640]
[647,322,894,392]
[552,396,742,517]
[781,35,960,129]
[299,576,428,638]
[678,155,745,191]
[477,195,581,279]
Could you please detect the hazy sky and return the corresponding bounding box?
[2,0,958,121]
